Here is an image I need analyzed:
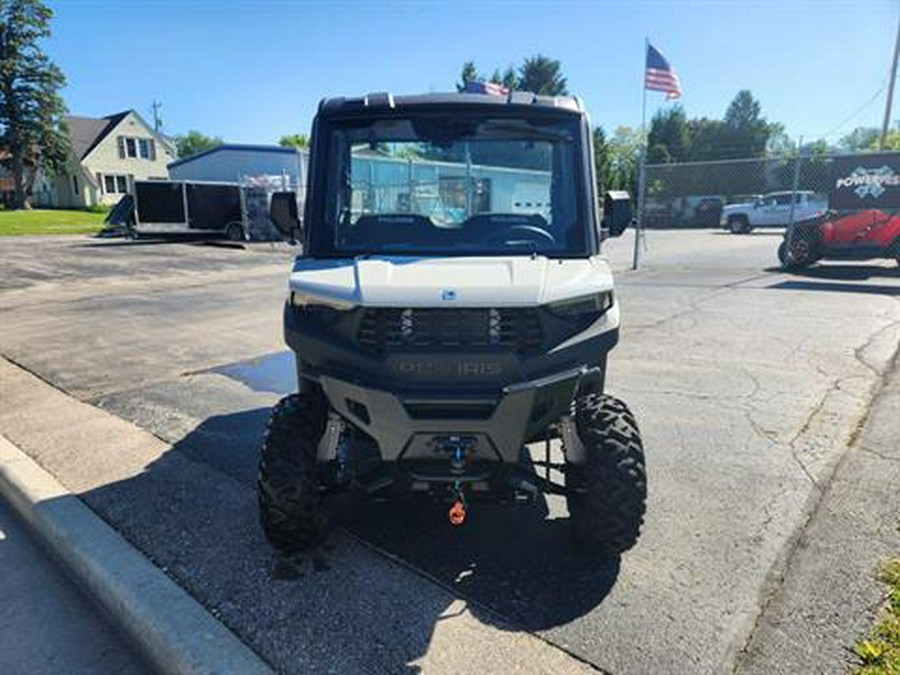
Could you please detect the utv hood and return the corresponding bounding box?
[288,256,614,307]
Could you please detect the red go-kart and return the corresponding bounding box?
[778,208,900,269]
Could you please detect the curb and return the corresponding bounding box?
[0,434,273,675]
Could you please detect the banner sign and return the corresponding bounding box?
[830,152,900,210]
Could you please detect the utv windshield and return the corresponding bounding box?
[312,114,587,256]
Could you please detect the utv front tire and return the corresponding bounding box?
[778,239,815,269]
[258,393,329,552]
[566,394,647,556]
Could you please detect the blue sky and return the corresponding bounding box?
[47,0,899,145]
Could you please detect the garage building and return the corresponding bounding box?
[167,144,306,186]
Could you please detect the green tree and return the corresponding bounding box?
[839,126,880,151]
[720,89,774,159]
[878,130,900,150]
[0,0,69,210]
[174,130,223,158]
[593,126,611,194]
[518,54,568,95]
[455,56,565,95]
[765,125,794,157]
[647,106,689,163]
[279,133,309,149]
[605,126,643,195]
[457,60,480,92]
[500,66,518,91]
[685,118,725,161]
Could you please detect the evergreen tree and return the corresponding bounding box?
[457,61,480,92]
[720,90,773,158]
[518,55,568,95]
[647,106,689,163]
[0,0,69,210]
[593,126,612,194]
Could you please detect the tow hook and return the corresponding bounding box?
[449,479,467,526]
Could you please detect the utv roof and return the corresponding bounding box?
[318,91,586,116]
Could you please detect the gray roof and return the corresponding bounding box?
[318,91,584,117]
[64,111,130,160]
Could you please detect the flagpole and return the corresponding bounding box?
[632,37,648,270]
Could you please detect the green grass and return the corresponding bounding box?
[0,209,106,236]
[854,559,900,674]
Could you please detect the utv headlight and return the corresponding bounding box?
[289,291,356,311]
[289,291,356,325]
[545,291,614,322]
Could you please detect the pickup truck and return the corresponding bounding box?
[720,191,826,234]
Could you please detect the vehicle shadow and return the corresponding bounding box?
[73,406,619,673]
[75,237,245,249]
[767,263,900,281]
[335,492,620,632]
[762,262,900,296]
[767,279,900,296]
[710,230,784,237]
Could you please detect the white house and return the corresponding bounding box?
[32,109,176,208]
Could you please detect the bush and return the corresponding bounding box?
[85,203,111,214]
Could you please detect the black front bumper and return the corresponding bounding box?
[284,302,618,462]
[318,366,595,463]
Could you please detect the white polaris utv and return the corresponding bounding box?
[261,91,646,557]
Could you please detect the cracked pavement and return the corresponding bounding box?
[0,230,898,674]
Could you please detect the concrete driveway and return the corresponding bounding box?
[0,231,897,673]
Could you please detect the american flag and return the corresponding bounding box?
[463,80,509,96]
[645,44,682,100]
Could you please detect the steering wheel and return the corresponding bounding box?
[484,224,556,247]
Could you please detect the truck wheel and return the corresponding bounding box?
[566,393,647,556]
[728,216,749,234]
[258,393,329,552]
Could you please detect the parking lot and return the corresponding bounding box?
[1,229,899,674]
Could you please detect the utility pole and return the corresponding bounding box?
[151,99,163,132]
[880,13,900,150]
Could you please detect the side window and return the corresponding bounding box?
[774,194,793,206]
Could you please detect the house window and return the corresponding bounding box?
[139,138,150,159]
[125,138,137,158]
[72,175,78,194]
[103,174,130,194]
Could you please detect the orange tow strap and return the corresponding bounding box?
[449,499,466,526]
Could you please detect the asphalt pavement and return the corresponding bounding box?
[0,500,147,675]
[0,230,898,674]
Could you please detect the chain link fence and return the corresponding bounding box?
[640,152,836,231]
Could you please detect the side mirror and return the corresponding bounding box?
[269,191,302,243]
[601,191,633,238]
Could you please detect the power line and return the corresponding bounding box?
[818,81,888,140]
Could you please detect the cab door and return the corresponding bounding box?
[768,194,794,226]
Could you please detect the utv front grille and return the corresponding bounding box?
[357,308,543,354]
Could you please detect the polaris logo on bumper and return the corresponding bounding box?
[388,357,506,379]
